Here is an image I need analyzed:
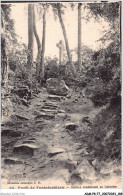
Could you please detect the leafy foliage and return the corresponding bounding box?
[90,102,121,160]
[85,2,120,22]
[9,43,28,79]
[86,42,120,107]
[84,2,121,107]
[44,56,59,80]
[1,4,17,43]
[1,4,28,82]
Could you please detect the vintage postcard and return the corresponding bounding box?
[1,0,122,194]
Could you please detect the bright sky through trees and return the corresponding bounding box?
[11,3,110,59]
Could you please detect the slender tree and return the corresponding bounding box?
[40,9,46,81]
[27,4,34,78]
[78,3,82,72]
[1,7,8,85]
[56,3,76,76]
[33,5,41,78]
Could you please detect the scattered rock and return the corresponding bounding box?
[33,111,42,116]
[4,157,23,165]
[82,116,92,126]
[35,120,44,124]
[65,123,78,131]
[13,143,38,157]
[65,161,76,173]
[73,100,78,103]
[39,165,46,169]
[14,114,29,121]
[104,129,114,141]
[3,121,23,128]
[2,129,21,137]
[48,152,63,158]
[66,94,71,99]
[77,148,89,156]
[21,98,29,107]
[75,98,78,102]
[48,147,65,158]
[58,109,65,113]
[36,124,44,130]
[76,159,96,181]
[29,138,36,141]
[35,112,55,120]
[53,168,70,183]
[53,152,68,161]
[46,78,70,96]
[70,173,82,185]
[92,159,100,169]
[99,160,120,176]
[56,113,67,119]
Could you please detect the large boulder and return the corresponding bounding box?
[46,78,70,96]
[70,159,97,183]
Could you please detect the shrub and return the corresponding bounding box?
[86,43,121,107]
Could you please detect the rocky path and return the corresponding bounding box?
[1,88,121,188]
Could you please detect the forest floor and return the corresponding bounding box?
[1,86,121,188]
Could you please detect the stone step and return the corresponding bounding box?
[47,95,62,101]
[4,157,23,165]
[44,102,58,107]
[13,143,38,157]
[41,106,58,110]
[22,140,36,144]
[40,109,57,114]
[34,112,55,120]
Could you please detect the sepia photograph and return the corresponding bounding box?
[1,0,122,191]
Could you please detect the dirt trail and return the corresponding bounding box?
[1,88,121,188]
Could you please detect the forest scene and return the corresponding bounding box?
[1,2,121,188]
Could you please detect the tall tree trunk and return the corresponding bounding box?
[33,5,41,78]
[1,36,8,85]
[57,4,76,76]
[40,10,46,81]
[78,3,82,72]
[27,4,34,79]
[1,7,8,86]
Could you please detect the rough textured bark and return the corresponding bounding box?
[57,4,76,76]
[1,37,8,84]
[1,8,8,86]
[33,5,41,78]
[78,3,82,72]
[27,4,34,77]
[40,10,46,80]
